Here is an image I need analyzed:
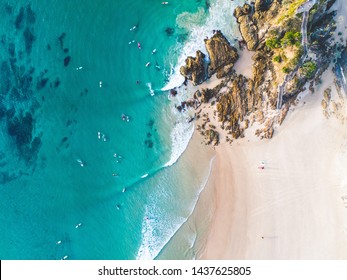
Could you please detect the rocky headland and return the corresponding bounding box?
[177,0,344,145]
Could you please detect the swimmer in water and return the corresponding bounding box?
[129,25,137,31]
[99,81,102,88]
[75,223,82,229]
[122,188,126,193]
[56,240,62,245]
[77,159,84,167]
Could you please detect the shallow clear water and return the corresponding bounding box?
[0,0,242,259]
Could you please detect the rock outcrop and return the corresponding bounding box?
[234,4,259,51]
[204,31,239,78]
[180,50,206,86]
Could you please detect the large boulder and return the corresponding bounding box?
[234,4,259,51]
[204,31,239,78]
[180,50,206,85]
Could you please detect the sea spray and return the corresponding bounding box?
[162,0,244,167]
[162,0,243,91]
[137,155,216,260]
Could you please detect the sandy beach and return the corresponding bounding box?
[198,69,347,259]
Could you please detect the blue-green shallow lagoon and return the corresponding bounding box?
[0,0,243,259]
[0,0,213,259]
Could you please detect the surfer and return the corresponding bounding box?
[137,42,141,49]
[77,159,84,167]
[151,49,157,54]
[99,81,102,88]
[75,223,82,228]
[129,25,137,31]
[162,2,169,4]
[145,62,150,67]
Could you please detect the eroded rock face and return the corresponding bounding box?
[180,50,206,85]
[204,31,239,78]
[234,4,259,51]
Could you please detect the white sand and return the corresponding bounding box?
[200,74,347,259]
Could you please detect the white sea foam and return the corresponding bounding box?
[161,0,242,91]
[146,82,155,96]
[136,155,216,260]
[162,0,243,167]
[136,206,159,260]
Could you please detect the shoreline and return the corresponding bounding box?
[196,67,347,259]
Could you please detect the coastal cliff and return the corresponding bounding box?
[178,0,342,144]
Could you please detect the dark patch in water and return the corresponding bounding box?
[8,42,15,57]
[64,56,71,67]
[0,103,6,119]
[147,119,154,127]
[7,112,34,146]
[0,172,18,185]
[6,107,15,119]
[58,32,66,48]
[177,33,188,43]
[165,27,174,36]
[23,27,36,54]
[63,48,69,53]
[26,5,36,25]
[36,77,49,90]
[144,140,154,148]
[47,44,51,50]
[15,7,25,29]
[0,34,6,46]
[147,132,152,137]
[5,4,13,15]
[1,61,11,96]
[54,77,60,88]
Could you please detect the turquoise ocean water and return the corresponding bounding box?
[0,0,242,259]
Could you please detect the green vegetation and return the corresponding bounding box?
[277,0,306,23]
[266,31,302,49]
[273,55,282,63]
[266,37,281,49]
[280,31,301,47]
[282,66,291,74]
[300,61,317,78]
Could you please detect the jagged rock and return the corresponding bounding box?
[180,50,206,85]
[170,88,177,97]
[204,31,239,78]
[204,129,219,146]
[278,104,289,125]
[255,0,271,12]
[323,87,331,102]
[234,4,259,51]
[200,88,214,103]
[321,99,328,110]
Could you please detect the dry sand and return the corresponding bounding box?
[199,71,347,259]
